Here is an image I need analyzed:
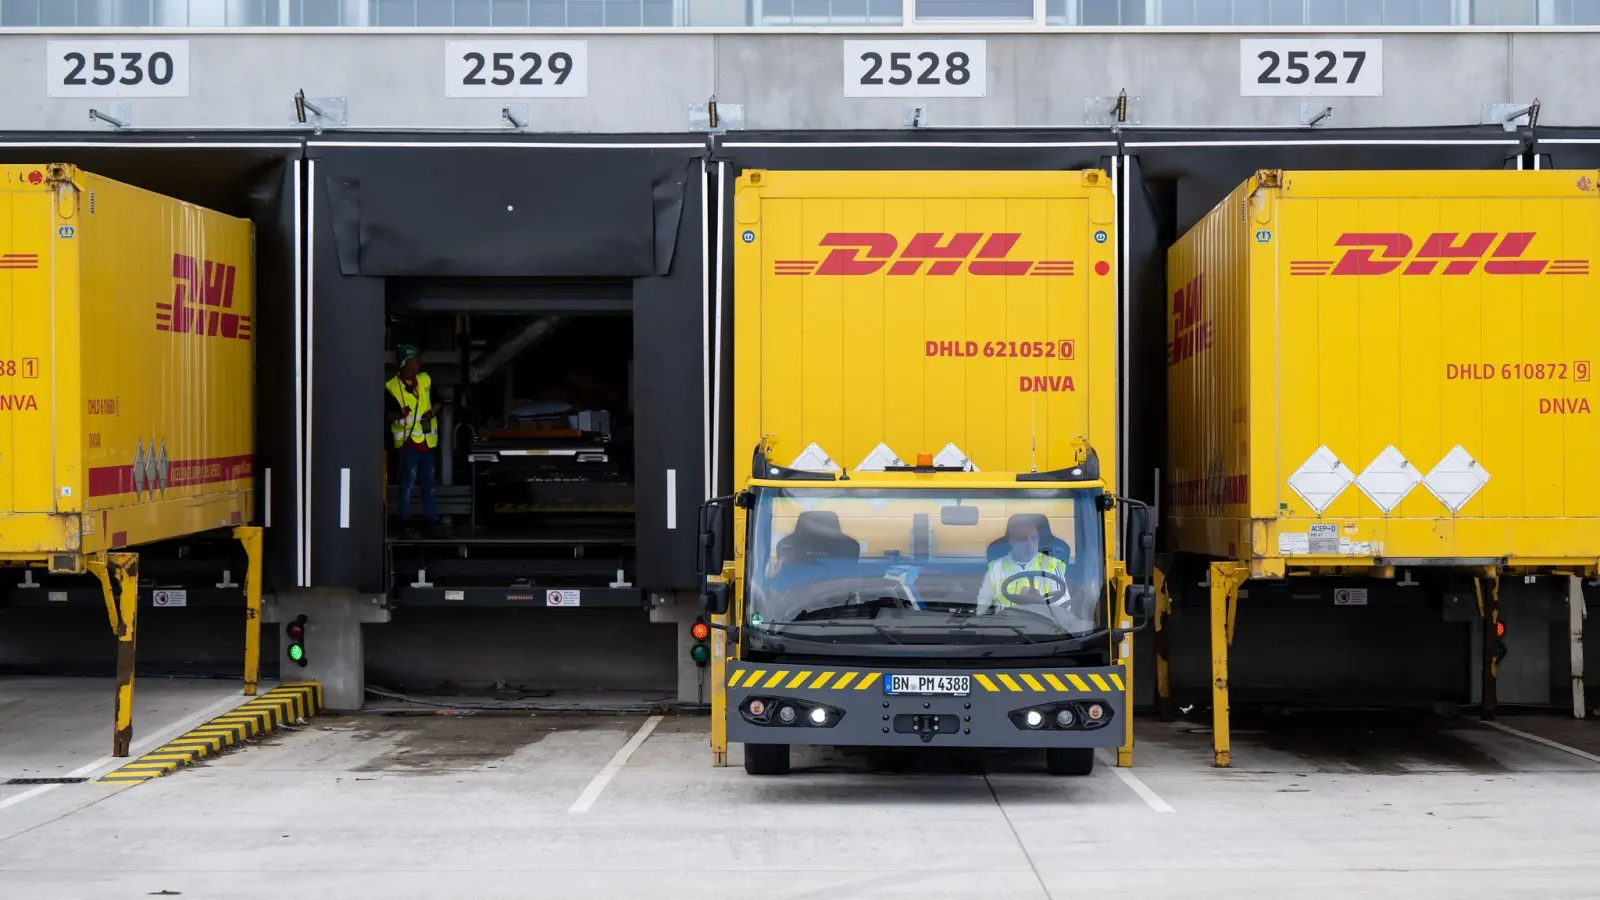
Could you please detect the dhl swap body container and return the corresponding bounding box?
[0,165,254,569]
[1167,169,1600,572]
[731,169,1119,486]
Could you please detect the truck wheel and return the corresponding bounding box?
[743,743,790,775]
[1046,748,1095,776]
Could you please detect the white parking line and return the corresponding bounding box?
[1096,749,1175,813]
[1481,720,1600,766]
[567,715,663,814]
[0,688,258,812]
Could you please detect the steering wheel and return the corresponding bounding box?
[999,570,1069,607]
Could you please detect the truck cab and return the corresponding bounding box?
[702,444,1154,775]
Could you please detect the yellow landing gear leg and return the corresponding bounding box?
[1154,566,1175,722]
[1114,569,1135,767]
[1209,562,1248,768]
[90,552,140,757]
[709,564,734,767]
[234,525,264,697]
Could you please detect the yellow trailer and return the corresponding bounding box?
[699,169,1159,776]
[0,164,262,755]
[1166,169,1600,764]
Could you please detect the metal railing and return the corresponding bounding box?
[0,0,1592,26]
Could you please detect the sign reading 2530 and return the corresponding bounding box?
[47,40,190,98]
[445,41,589,98]
[843,40,986,98]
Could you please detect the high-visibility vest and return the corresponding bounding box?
[982,552,1069,608]
[385,372,438,449]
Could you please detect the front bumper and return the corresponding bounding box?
[724,664,1127,748]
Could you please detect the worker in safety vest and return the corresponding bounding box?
[975,516,1069,616]
[385,344,440,532]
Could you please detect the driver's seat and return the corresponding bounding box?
[984,514,1071,564]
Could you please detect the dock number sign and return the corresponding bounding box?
[843,40,986,98]
[47,40,190,98]
[1239,39,1382,97]
[445,41,589,99]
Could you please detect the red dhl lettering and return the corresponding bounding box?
[0,253,39,270]
[157,253,252,341]
[0,393,39,411]
[1168,274,1214,366]
[1291,232,1590,277]
[775,233,1077,278]
[1541,398,1591,414]
[1019,375,1074,392]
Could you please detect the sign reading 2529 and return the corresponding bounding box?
[445,41,589,98]
[47,40,189,98]
[843,40,986,98]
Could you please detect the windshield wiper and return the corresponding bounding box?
[762,618,906,645]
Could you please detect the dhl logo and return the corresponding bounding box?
[774,232,1078,277]
[1292,232,1590,277]
[0,253,39,270]
[725,668,1126,693]
[157,253,252,341]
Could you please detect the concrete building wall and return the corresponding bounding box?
[0,31,1590,133]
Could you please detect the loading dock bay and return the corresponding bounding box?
[2,683,1598,899]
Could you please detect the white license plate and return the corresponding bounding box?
[885,674,971,696]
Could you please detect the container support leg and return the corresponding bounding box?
[1209,562,1247,768]
[1116,573,1135,767]
[1570,574,1587,720]
[1154,565,1175,722]
[1476,573,1500,721]
[90,552,140,757]
[234,525,264,697]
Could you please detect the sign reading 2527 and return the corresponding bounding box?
[47,40,189,98]
[1240,38,1382,97]
[445,41,589,98]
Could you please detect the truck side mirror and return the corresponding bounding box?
[1126,505,1155,581]
[702,581,730,616]
[697,499,732,581]
[1124,584,1154,618]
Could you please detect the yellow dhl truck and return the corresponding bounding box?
[1167,169,1600,765]
[698,169,1157,776]
[0,164,259,754]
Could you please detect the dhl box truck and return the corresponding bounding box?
[697,169,1158,776]
[1166,169,1600,765]
[0,164,257,754]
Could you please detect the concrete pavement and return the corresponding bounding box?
[1,695,1598,899]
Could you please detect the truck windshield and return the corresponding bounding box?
[744,487,1107,649]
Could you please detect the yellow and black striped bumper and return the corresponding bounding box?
[724,665,1127,749]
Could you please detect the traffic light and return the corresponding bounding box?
[1494,619,1508,663]
[286,614,308,667]
[690,617,711,667]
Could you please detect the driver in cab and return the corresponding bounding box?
[975,516,1069,616]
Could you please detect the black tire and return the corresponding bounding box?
[743,743,791,776]
[1046,747,1095,776]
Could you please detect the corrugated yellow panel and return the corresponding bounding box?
[733,170,1116,484]
[1171,169,1600,567]
[0,164,254,559]
[1166,177,1252,559]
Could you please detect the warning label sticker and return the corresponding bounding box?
[546,590,581,608]
[1308,523,1340,555]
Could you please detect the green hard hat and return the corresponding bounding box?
[396,344,421,363]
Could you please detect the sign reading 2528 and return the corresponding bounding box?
[843,40,986,98]
[1240,38,1382,97]
[444,41,588,98]
[47,40,189,98]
